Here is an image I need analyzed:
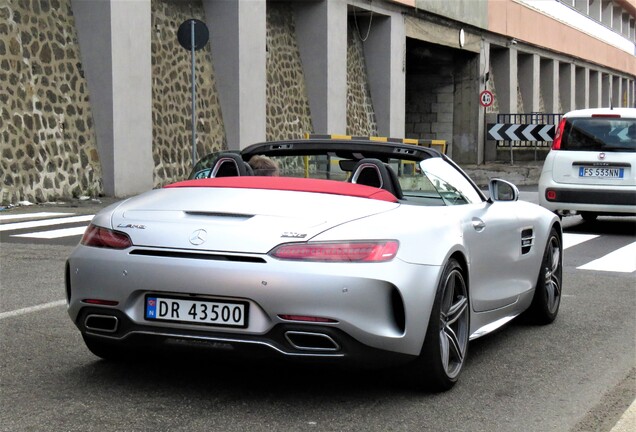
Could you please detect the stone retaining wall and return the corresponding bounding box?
[1,0,102,204]
[1,0,379,204]
[151,0,225,187]
[266,2,314,141]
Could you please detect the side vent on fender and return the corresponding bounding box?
[521,228,534,255]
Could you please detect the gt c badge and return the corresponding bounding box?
[117,223,146,229]
[189,229,207,245]
[281,232,307,238]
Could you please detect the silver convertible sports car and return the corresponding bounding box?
[66,138,563,391]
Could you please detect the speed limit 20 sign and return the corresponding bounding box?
[480,90,494,107]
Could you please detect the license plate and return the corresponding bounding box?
[578,167,624,178]
[145,296,248,328]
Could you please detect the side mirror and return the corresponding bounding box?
[488,178,519,202]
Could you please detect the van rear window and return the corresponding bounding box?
[561,117,636,152]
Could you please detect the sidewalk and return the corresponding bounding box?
[611,399,636,432]
[461,161,544,187]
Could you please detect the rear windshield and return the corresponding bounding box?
[561,117,636,152]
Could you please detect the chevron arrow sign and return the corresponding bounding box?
[487,123,555,141]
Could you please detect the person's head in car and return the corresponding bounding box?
[248,155,280,176]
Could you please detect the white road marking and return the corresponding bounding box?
[0,215,94,232]
[0,300,66,320]
[563,233,599,250]
[577,241,636,273]
[0,212,73,222]
[12,226,88,239]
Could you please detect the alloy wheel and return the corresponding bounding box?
[543,235,562,314]
[439,268,469,379]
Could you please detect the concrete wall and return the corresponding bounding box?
[415,0,488,29]
[73,0,154,197]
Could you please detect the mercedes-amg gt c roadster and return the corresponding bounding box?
[66,138,563,391]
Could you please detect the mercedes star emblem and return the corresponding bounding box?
[189,229,207,245]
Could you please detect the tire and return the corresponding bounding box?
[82,334,128,361]
[407,258,470,392]
[580,212,598,222]
[525,228,562,325]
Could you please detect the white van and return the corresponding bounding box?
[538,108,636,221]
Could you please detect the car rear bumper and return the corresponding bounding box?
[76,305,417,367]
[538,181,636,215]
[66,245,441,358]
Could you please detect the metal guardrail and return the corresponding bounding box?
[496,112,562,125]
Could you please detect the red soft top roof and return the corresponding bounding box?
[165,177,398,203]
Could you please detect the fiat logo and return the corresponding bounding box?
[189,229,207,245]
[598,152,606,160]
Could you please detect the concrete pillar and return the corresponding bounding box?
[575,66,589,109]
[540,58,559,113]
[519,53,539,113]
[602,73,611,106]
[203,0,266,150]
[295,0,347,135]
[72,0,153,197]
[590,70,601,108]
[491,47,518,113]
[612,75,621,106]
[359,10,406,137]
[559,63,575,112]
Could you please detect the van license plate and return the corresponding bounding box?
[578,167,624,178]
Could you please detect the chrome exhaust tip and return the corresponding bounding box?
[284,331,340,351]
[85,314,119,333]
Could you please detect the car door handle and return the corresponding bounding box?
[472,218,486,232]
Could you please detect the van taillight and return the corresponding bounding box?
[551,118,566,150]
[546,190,557,201]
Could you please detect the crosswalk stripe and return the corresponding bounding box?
[0,212,73,222]
[12,226,88,239]
[0,215,94,232]
[577,241,636,273]
[563,233,599,250]
[0,300,66,320]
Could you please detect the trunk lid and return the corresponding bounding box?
[108,187,399,253]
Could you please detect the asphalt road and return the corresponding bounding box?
[0,195,634,432]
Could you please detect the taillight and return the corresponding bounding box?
[546,189,557,201]
[81,224,132,249]
[551,118,566,150]
[269,240,399,262]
